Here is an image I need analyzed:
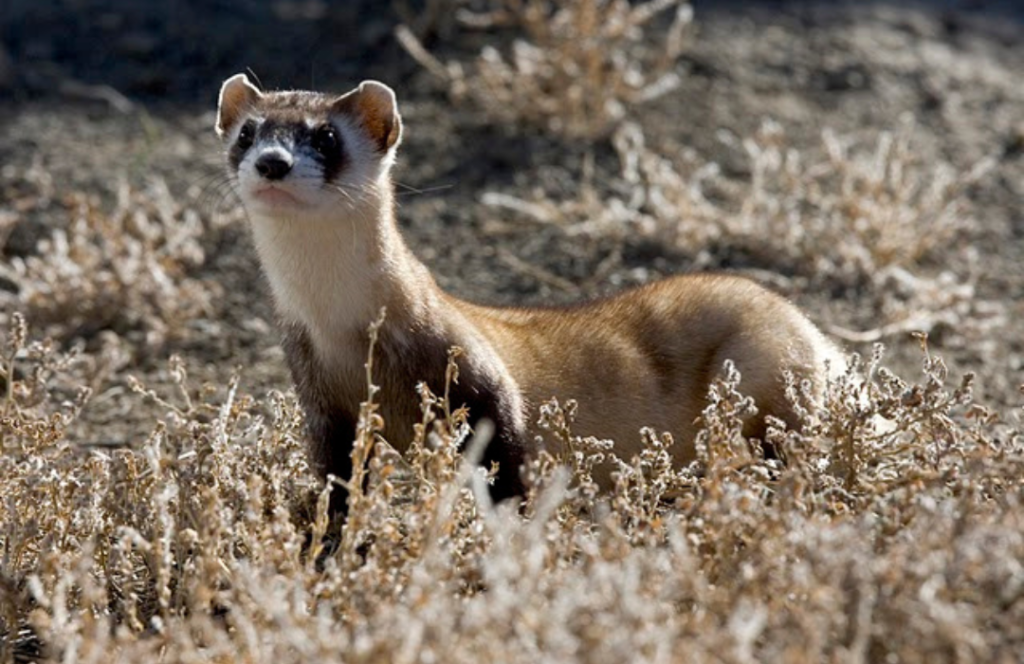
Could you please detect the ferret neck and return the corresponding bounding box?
[247,181,433,362]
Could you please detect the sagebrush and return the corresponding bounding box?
[1,2,1020,662]
[1,310,1022,662]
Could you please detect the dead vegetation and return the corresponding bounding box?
[0,177,219,358]
[1,1,1023,662]
[482,116,1002,346]
[397,0,693,139]
[1,307,1022,662]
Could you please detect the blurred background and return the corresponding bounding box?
[1,1,1022,102]
[0,1,1021,441]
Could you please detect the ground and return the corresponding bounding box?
[2,2,1021,432]
[0,1,1022,660]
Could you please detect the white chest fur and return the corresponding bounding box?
[247,205,385,357]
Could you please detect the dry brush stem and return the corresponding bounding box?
[0,177,221,354]
[736,118,994,285]
[399,0,693,139]
[485,118,1000,341]
[1,313,1022,662]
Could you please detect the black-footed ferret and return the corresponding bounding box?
[216,73,842,505]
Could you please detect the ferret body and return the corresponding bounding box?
[216,74,841,501]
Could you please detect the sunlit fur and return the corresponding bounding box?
[218,74,843,494]
[217,77,403,363]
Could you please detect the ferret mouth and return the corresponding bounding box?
[252,185,305,207]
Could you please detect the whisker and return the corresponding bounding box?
[245,68,265,91]
[395,181,455,197]
[192,173,243,215]
[322,183,357,206]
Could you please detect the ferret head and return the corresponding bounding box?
[216,73,402,216]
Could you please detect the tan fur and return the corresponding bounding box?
[217,74,841,499]
[458,276,838,485]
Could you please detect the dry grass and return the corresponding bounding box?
[1,3,1021,662]
[731,119,993,287]
[1,308,1022,662]
[483,118,1001,343]
[487,118,987,284]
[397,0,693,139]
[0,177,219,358]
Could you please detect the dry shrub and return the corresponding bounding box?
[2,312,1022,662]
[732,118,993,286]
[0,313,90,452]
[485,118,1000,341]
[398,0,693,139]
[489,118,989,286]
[0,178,220,354]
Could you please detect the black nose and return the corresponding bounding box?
[255,154,292,180]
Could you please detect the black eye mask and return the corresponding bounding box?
[229,119,347,184]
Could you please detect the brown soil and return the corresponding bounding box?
[1,1,1021,445]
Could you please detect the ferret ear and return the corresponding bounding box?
[216,73,262,137]
[332,81,402,153]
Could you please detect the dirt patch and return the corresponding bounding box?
[1,0,1021,434]
[2,2,1024,661]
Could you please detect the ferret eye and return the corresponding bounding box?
[312,125,339,156]
[237,121,256,150]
